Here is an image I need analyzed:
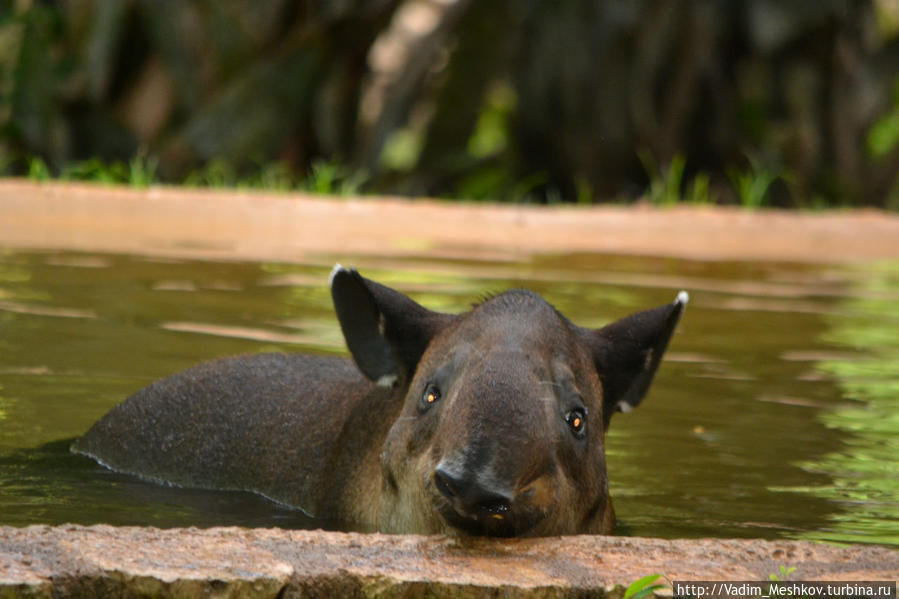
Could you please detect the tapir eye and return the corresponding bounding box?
[420,383,441,411]
[565,408,587,438]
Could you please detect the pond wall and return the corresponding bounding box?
[2,180,899,265]
[2,525,898,598]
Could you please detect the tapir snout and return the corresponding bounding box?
[422,356,562,536]
[433,460,515,519]
[74,265,687,537]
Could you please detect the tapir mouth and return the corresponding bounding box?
[437,503,537,537]
[428,479,545,537]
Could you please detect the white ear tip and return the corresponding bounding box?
[675,290,690,306]
[329,263,348,287]
[376,374,398,388]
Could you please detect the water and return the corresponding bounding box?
[0,250,897,546]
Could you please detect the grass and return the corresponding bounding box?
[183,158,237,188]
[27,155,158,187]
[687,172,715,206]
[11,151,848,210]
[303,160,367,196]
[22,156,366,196]
[182,158,368,195]
[638,151,718,207]
[727,156,781,210]
[640,150,788,209]
[27,157,51,181]
[639,151,686,207]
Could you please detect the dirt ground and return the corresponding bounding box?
[2,180,898,264]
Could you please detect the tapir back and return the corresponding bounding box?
[73,353,374,515]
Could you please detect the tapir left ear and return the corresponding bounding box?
[330,265,455,386]
[582,291,688,429]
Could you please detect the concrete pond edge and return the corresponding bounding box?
[3,180,899,265]
[1,525,897,598]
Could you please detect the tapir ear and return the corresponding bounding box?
[583,291,688,428]
[330,264,454,386]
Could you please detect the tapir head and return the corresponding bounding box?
[330,265,687,537]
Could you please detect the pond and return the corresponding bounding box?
[1,249,897,546]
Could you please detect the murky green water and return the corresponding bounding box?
[1,250,897,546]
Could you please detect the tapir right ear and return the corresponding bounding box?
[582,291,688,429]
[330,265,454,386]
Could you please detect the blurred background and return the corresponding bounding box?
[2,0,899,208]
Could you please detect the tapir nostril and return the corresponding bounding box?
[433,465,513,518]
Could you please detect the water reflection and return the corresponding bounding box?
[0,250,896,545]
[774,261,899,545]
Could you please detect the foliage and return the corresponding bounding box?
[2,1,899,207]
[687,173,715,205]
[467,82,515,160]
[768,565,797,582]
[765,566,799,599]
[621,569,801,599]
[26,157,50,181]
[20,151,369,195]
[867,78,899,158]
[126,154,159,188]
[56,154,158,188]
[639,151,686,207]
[8,148,808,211]
[184,159,240,189]
[302,160,368,196]
[41,154,364,195]
[381,129,423,172]
[638,152,717,207]
[624,574,671,599]
[727,158,782,210]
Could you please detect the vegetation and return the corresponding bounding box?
[622,567,798,599]
[769,566,797,582]
[625,574,671,599]
[726,157,782,211]
[22,151,794,209]
[2,1,899,207]
[24,154,367,196]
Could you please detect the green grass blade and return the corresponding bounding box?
[625,574,665,599]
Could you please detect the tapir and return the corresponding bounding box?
[73,265,688,537]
